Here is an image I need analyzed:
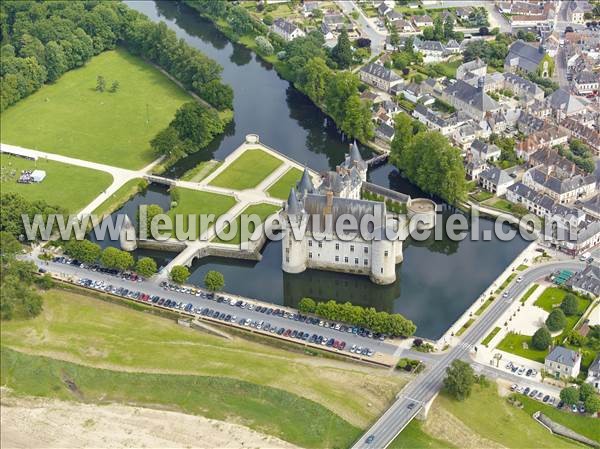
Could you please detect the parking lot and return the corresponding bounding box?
[45,256,401,361]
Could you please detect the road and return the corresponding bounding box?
[336,1,386,54]
[28,256,401,359]
[350,260,586,449]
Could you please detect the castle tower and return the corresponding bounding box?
[297,167,314,199]
[119,214,137,252]
[345,141,368,183]
[281,188,307,274]
[370,226,396,285]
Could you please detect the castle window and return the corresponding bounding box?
[364,247,368,254]
[380,268,383,274]
[309,252,313,259]
[285,256,289,263]
[350,245,355,252]
[354,258,359,264]
[308,240,312,247]
[384,250,389,257]
[344,256,349,263]
[364,259,368,266]
[335,243,339,250]
[318,241,322,248]
[285,247,289,254]
[335,256,339,262]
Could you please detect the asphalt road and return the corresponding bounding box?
[350,260,586,449]
[31,257,400,358]
[336,1,385,53]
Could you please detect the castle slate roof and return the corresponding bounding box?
[297,167,315,197]
[360,63,401,83]
[505,40,545,73]
[546,346,580,367]
[302,194,386,232]
[286,188,303,215]
[348,141,367,171]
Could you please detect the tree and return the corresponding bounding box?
[340,94,374,142]
[0,231,21,261]
[255,35,274,55]
[531,326,552,350]
[585,393,600,414]
[298,297,316,313]
[579,382,595,402]
[433,15,444,41]
[390,113,417,159]
[170,265,190,284]
[135,257,157,278]
[443,360,475,401]
[546,309,567,332]
[561,293,578,316]
[96,75,105,92]
[560,386,579,405]
[389,26,400,49]
[297,57,331,104]
[204,270,224,291]
[150,126,181,157]
[44,40,67,82]
[138,204,164,237]
[64,239,101,264]
[109,80,119,92]
[443,16,454,40]
[100,247,134,271]
[170,102,224,151]
[331,28,353,69]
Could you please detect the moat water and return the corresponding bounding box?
[96,1,530,339]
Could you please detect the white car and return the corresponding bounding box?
[516,276,523,283]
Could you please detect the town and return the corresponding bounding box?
[0,1,599,449]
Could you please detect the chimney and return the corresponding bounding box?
[478,76,485,91]
[324,190,334,215]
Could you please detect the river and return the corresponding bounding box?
[99,1,530,339]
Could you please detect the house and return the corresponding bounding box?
[413,38,446,63]
[479,166,515,196]
[271,18,305,41]
[323,13,345,31]
[377,2,392,16]
[376,122,395,142]
[504,40,552,77]
[302,1,321,17]
[502,72,544,103]
[560,118,600,156]
[442,78,501,120]
[385,9,404,22]
[522,166,597,204]
[573,70,599,96]
[567,264,600,298]
[412,104,469,136]
[455,6,473,19]
[547,89,588,120]
[445,39,460,54]
[412,15,434,29]
[402,82,427,103]
[586,354,600,392]
[464,154,489,181]
[509,2,555,28]
[320,22,335,41]
[359,63,403,93]
[567,0,591,24]
[544,346,581,380]
[470,139,501,162]
[456,58,487,80]
[516,126,570,160]
[393,19,415,33]
[582,194,600,220]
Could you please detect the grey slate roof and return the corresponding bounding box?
[546,346,580,368]
[547,88,587,115]
[503,72,544,97]
[528,168,596,195]
[360,63,401,83]
[376,122,395,139]
[507,182,556,211]
[480,167,513,186]
[575,70,599,85]
[303,194,386,232]
[471,139,501,157]
[297,167,315,197]
[444,79,500,113]
[273,18,300,35]
[415,38,445,53]
[566,264,600,296]
[505,40,545,73]
[582,194,600,216]
[286,188,302,215]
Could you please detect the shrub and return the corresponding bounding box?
[545,309,567,332]
[531,326,552,350]
[204,270,225,292]
[170,265,190,285]
[560,293,578,316]
[560,386,579,405]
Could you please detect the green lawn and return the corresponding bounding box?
[534,287,589,314]
[213,202,281,245]
[92,178,147,218]
[520,284,539,304]
[180,160,222,182]
[209,149,283,190]
[482,327,501,347]
[0,289,406,431]
[0,154,112,213]
[456,318,475,337]
[474,296,495,316]
[0,48,191,169]
[389,421,455,449]
[516,264,528,271]
[0,346,357,449]
[267,167,303,200]
[496,332,548,363]
[435,384,583,449]
[169,187,237,239]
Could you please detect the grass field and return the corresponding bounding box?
[92,178,147,218]
[213,202,281,245]
[0,154,112,213]
[520,284,539,304]
[389,421,455,449]
[267,167,303,199]
[481,327,501,347]
[533,287,590,314]
[0,289,406,431]
[0,347,357,449]
[180,160,222,182]
[209,149,283,190]
[169,187,237,239]
[496,332,548,363]
[0,48,191,169]
[432,384,583,449]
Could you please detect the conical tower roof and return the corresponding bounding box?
[349,141,367,170]
[297,167,314,196]
[286,188,302,215]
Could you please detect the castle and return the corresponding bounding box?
[281,142,410,285]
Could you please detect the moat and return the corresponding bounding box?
[95,1,530,340]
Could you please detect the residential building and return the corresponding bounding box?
[503,72,545,103]
[271,18,305,41]
[302,1,321,17]
[392,19,415,33]
[586,354,600,392]
[547,88,588,120]
[573,70,599,96]
[412,104,469,136]
[479,166,515,196]
[445,39,461,54]
[413,38,446,63]
[456,58,487,80]
[412,14,434,28]
[516,126,570,160]
[470,139,501,162]
[359,63,403,93]
[504,40,552,77]
[567,264,600,298]
[560,119,600,155]
[376,122,395,143]
[567,0,592,24]
[545,346,581,379]
[323,13,345,31]
[522,166,597,204]
[442,78,501,120]
[582,194,600,220]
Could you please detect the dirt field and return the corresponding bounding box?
[1,389,299,449]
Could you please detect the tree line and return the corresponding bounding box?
[391,113,467,205]
[298,297,416,337]
[1,1,232,111]
[183,1,374,143]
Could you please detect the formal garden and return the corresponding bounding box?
[209,149,283,190]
